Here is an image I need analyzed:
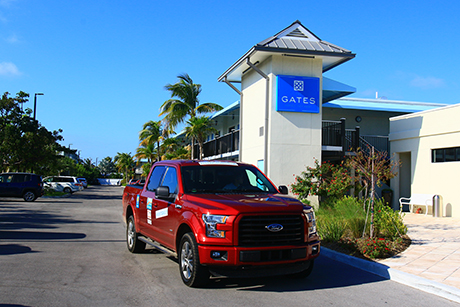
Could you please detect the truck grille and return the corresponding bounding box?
[238,215,304,247]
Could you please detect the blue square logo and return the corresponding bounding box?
[277,75,320,113]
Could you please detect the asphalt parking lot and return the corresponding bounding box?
[1,186,458,307]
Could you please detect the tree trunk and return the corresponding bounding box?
[190,137,195,159]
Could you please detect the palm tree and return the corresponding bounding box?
[114,152,135,183]
[160,73,222,158]
[134,142,157,164]
[139,120,162,162]
[185,116,217,159]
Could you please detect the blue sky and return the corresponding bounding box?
[1,0,459,162]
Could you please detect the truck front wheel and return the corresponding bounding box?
[179,232,209,287]
[126,215,145,253]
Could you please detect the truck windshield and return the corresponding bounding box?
[181,165,279,194]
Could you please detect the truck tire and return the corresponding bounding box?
[126,215,146,253]
[288,260,314,278]
[23,191,37,202]
[179,232,209,287]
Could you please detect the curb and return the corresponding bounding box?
[321,247,460,303]
[42,193,72,199]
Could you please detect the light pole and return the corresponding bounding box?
[33,93,44,120]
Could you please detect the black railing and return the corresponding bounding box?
[193,122,389,159]
[322,119,389,154]
[360,135,389,153]
[322,120,342,146]
[193,130,240,159]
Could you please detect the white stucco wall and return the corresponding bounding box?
[390,103,460,217]
[240,55,323,194]
[268,55,323,189]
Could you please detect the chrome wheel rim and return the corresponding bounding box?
[181,241,193,280]
[127,220,135,249]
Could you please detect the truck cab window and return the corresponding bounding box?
[161,167,178,194]
[147,166,166,192]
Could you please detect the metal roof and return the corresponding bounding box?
[322,77,356,103]
[218,20,355,83]
[209,100,239,119]
[323,97,448,113]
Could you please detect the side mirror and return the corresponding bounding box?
[156,186,170,199]
[278,185,289,195]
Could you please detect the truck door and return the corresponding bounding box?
[150,166,180,250]
[139,166,166,233]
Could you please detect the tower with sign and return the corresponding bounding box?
[218,21,355,200]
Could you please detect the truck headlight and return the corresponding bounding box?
[304,209,317,236]
[202,214,228,238]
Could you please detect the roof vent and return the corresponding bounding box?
[286,29,308,39]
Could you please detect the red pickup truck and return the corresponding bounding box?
[122,160,320,287]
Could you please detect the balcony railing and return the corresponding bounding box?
[192,130,239,160]
[322,119,389,154]
[194,120,389,160]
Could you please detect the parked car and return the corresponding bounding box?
[43,176,83,193]
[0,172,44,202]
[77,177,88,188]
[128,179,145,185]
[128,179,139,185]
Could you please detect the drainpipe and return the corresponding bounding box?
[223,77,243,161]
[246,58,269,175]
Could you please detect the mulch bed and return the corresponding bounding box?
[321,235,412,261]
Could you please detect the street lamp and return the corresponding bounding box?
[33,93,44,120]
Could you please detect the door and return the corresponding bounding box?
[151,166,180,249]
[0,174,15,196]
[399,152,412,212]
[139,166,166,233]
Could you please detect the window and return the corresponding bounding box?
[147,166,166,192]
[161,167,178,194]
[12,174,28,183]
[432,147,460,163]
[181,165,277,194]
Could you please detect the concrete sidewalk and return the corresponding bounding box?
[379,214,460,288]
[322,213,460,303]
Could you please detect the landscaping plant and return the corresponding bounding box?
[291,160,352,205]
[315,196,408,260]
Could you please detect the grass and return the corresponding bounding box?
[43,189,68,197]
[316,196,411,260]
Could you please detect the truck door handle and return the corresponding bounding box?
[175,204,182,209]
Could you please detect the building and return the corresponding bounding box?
[183,20,450,210]
[390,104,460,217]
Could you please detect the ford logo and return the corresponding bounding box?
[266,223,283,232]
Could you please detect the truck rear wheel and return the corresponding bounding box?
[126,215,145,253]
[179,232,209,287]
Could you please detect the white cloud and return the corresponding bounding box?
[0,62,21,76]
[410,76,445,89]
[5,33,19,43]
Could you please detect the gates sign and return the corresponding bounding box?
[276,75,320,113]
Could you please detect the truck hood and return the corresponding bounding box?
[183,193,307,215]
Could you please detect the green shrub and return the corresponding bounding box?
[291,160,352,204]
[317,216,347,242]
[373,199,407,239]
[356,237,403,259]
